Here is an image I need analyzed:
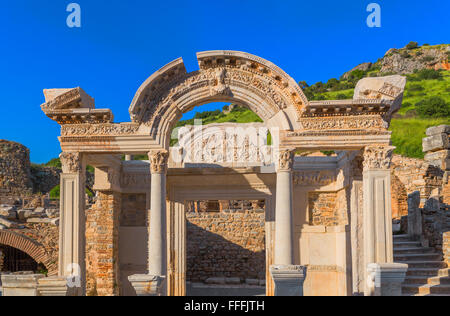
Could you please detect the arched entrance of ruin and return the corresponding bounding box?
[129,50,307,150]
[0,231,55,275]
[125,51,307,296]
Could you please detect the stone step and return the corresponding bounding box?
[393,235,411,242]
[396,261,447,269]
[402,284,450,295]
[404,276,450,285]
[406,268,450,277]
[394,253,442,262]
[393,241,422,248]
[393,247,434,255]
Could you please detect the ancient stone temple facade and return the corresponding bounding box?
[21,51,409,296]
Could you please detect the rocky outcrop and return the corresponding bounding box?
[380,45,450,75]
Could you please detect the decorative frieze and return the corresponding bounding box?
[299,116,388,131]
[61,123,140,136]
[293,170,336,186]
[362,146,395,171]
[150,151,169,174]
[60,152,82,174]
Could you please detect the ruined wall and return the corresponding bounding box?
[30,165,60,194]
[308,189,348,226]
[186,203,265,283]
[444,232,450,266]
[86,192,121,296]
[0,140,32,196]
[390,155,427,219]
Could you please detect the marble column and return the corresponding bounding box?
[58,152,86,296]
[271,149,306,296]
[362,146,396,296]
[129,150,169,296]
[274,149,295,265]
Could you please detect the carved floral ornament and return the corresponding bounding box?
[60,152,82,173]
[362,146,395,171]
[150,151,169,174]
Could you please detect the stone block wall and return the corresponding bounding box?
[186,203,265,283]
[444,232,450,266]
[308,189,348,226]
[86,192,121,296]
[0,140,32,196]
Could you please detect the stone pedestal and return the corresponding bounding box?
[366,263,408,296]
[270,265,306,296]
[1,274,44,296]
[128,274,166,296]
[37,277,75,296]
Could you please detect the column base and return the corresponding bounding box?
[128,274,166,296]
[366,263,408,296]
[38,277,77,296]
[1,274,44,296]
[270,265,307,296]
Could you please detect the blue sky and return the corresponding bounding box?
[0,0,448,163]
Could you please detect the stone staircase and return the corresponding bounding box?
[394,234,450,296]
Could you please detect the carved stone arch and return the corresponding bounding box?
[0,231,56,275]
[129,51,308,149]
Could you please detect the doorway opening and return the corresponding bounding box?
[185,199,266,296]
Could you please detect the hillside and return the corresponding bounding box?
[173,42,449,159]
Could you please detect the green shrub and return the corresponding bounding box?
[416,96,450,118]
[405,41,419,50]
[421,56,435,63]
[408,84,424,92]
[337,93,348,100]
[45,158,62,169]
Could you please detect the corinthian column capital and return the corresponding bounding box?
[277,149,295,172]
[59,152,82,174]
[149,150,169,174]
[362,146,395,171]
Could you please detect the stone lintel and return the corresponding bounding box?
[128,274,166,296]
[270,265,307,296]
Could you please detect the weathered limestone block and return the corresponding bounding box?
[366,263,408,296]
[128,275,166,296]
[1,274,44,296]
[354,75,406,100]
[423,132,450,153]
[270,265,307,296]
[426,125,450,137]
[0,207,17,220]
[424,150,450,170]
[42,87,95,110]
[37,277,75,296]
[407,191,422,240]
[0,217,18,228]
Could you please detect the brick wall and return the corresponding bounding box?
[186,205,265,283]
[86,192,121,296]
